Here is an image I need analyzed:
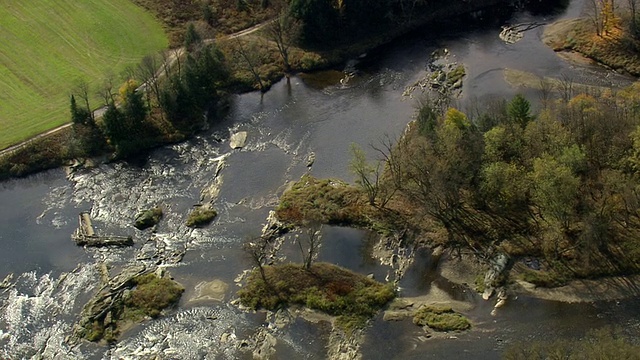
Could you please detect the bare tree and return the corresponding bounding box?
[629,0,639,35]
[372,134,405,193]
[243,237,269,282]
[138,54,161,106]
[170,48,183,78]
[587,0,604,36]
[558,73,574,103]
[588,0,618,36]
[121,65,137,83]
[397,0,427,23]
[160,50,172,78]
[98,71,117,107]
[231,38,265,91]
[296,223,323,270]
[74,79,95,123]
[265,10,298,73]
[350,143,382,207]
[538,77,554,109]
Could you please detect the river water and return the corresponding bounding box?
[2,0,640,358]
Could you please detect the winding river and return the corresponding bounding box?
[2,0,640,358]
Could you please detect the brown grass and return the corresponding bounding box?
[544,18,640,75]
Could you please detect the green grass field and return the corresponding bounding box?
[0,0,168,149]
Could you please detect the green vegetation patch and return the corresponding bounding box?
[123,273,184,320]
[238,262,395,329]
[276,174,372,226]
[519,268,568,288]
[445,65,466,88]
[0,126,73,179]
[412,305,471,332]
[0,0,167,150]
[134,207,163,230]
[186,207,217,228]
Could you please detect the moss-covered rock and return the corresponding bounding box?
[123,273,184,320]
[185,207,217,228]
[412,305,471,332]
[134,207,163,230]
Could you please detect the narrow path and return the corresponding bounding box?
[0,20,273,158]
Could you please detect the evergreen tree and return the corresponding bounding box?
[184,23,202,51]
[507,94,533,128]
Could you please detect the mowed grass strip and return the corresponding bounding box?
[0,0,168,149]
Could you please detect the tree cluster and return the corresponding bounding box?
[69,30,231,159]
[158,42,229,133]
[367,88,640,279]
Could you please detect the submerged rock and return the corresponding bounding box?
[306,152,316,167]
[185,206,217,228]
[189,279,229,303]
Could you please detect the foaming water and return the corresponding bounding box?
[0,265,99,358]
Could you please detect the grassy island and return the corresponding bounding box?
[238,262,395,330]
[185,207,218,228]
[544,16,640,76]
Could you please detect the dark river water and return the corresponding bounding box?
[2,0,640,358]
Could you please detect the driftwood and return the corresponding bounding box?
[72,212,133,247]
[499,22,546,44]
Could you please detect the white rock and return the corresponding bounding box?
[230,131,248,149]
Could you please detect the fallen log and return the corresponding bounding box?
[74,234,134,247]
[72,212,133,247]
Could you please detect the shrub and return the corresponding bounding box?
[519,269,567,288]
[134,207,163,230]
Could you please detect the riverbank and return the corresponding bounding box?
[543,17,640,75]
[439,252,640,303]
